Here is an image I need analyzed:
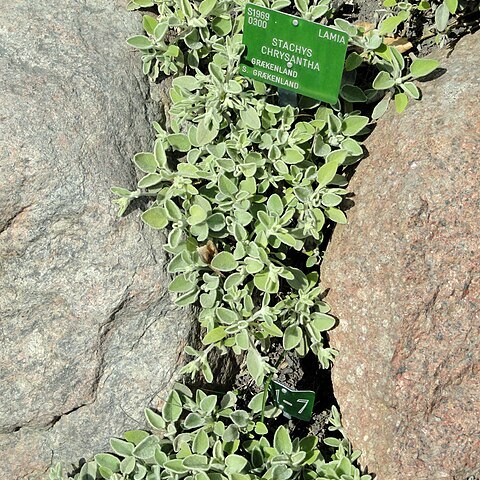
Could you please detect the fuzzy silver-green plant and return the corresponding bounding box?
[49,385,370,480]
[372,0,476,49]
[115,0,442,384]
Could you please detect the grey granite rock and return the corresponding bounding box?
[0,1,195,478]
[321,32,480,479]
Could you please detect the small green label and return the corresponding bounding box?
[270,380,315,421]
[240,4,349,103]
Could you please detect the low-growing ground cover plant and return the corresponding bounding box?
[49,385,371,480]
[375,0,478,48]
[112,0,442,384]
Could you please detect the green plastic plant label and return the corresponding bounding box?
[239,3,349,103]
[270,380,315,421]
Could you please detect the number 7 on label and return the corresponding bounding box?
[297,398,309,414]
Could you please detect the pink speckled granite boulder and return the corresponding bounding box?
[322,32,480,480]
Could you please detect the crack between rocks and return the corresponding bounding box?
[128,316,159,354]
[460,270,474,300]
[46,403,92,431]
[125,286,180,356]
[3,273,138,436]
[5,401,93,435]
[424,284,441,318]
[148,337,188,408]
[427,362,477,415]
[0,205,32,234]
[91,284,134,400]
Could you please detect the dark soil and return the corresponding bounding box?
[232,340,338,443]
[333,0,384,23]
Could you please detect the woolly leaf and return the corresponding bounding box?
[410,59,439,78]
[211,252,238,272]
[317,162,338,188]
[110,438,134,457]
[95,454,120,473]
[283,325,302,350]
[202,326,227,345]
[124,430,149,446]
[144,408,166,430]
[162,390,182,422]
[127,35,153,49]
[394,92,409,113]
[141,207,168,229]
[240,107,261,130]
[372,71,394,90]
[274,426,292,454]
[435,3,449,31]
[133,152,157,173]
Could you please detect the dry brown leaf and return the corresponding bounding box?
[197,240,226,276]
[197,240,218,265]
[355,21,375,33]
[384,37,414,53]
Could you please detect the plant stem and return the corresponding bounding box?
[260,350,287,424]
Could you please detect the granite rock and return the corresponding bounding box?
[322,32,480,479]
[0,1,194,477]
